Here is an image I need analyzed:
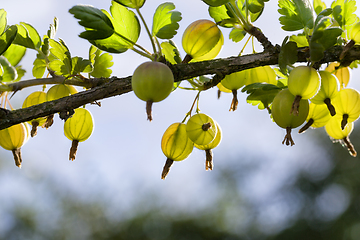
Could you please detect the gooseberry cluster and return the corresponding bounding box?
[2,0,360,178]
[161,112,221,179]
[0,84,94,166]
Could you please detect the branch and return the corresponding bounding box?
[1,44,360,130]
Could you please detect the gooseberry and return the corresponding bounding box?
[131,61,174,121]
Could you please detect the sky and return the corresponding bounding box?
[1,0,360,236]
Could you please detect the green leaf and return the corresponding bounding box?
[331,0,357,29]
[69,5,114,40]
[0,9,6,35]
[161,40,181,64]
[279,38,298,75]
[113,0,146,9]
[245,0,266,21]
[229,27,247,42]
[32,58,47,78]
[0,25,18,55]
[3,44,26,66]
[152,3,182,39]
[49,39,72,76]
[202,0,230,7]
[278,0,315,31]
[241,83,282,110]
[72,57,93,75]
[209,5,236,28]
[0,56,17,82]
[89,45,113,78]
[310,16,343,62]
[289,33,308,47]
[13,22,41,50]
[90,2,140,53]
[15,65,25,81]
[47,17,59,39]
[313,0,327,15]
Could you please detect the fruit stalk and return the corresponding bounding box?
[324,98,336,116]
[282,127,295,146]
[291,95,303,116]
[146,100,153,121]
[343,136,357,157]
[205,149,213,171]
[69,140,79,161]
[298,118,314,134]
[341,114,349,130]
[12,148,22,168]
[161,158,174,180]
[230,89,238,111]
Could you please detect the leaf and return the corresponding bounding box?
[310,16,343,62]
[161,40,181,64]
[0,56,17,82]
[32,58,47,78]
[15,65,25,81]
[289,33,308,47]
[241,82,282,110]
[278,0,315,31]
[313,0,327,15]
[209,5,236,28]
[48,39,72,76]
[331,0,357,29]
[3,44,26,66]
[0,25,18,55]
[152,2,182,39]
[13,22,41,49]
[90,2,140,53]
[113,0,146,9]
[0,9,6,35]
[278,38,298,74]
[229,27,247,42]
[89,45,113,78]
[69,5,114,40]
[245,0,266,21]
[72,57,93,75]
[202,0,230,7]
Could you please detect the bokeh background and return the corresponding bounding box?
[1,0,360,239]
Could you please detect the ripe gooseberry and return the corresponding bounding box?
[186,113,217,146]
[271,88,309,146]
[0,123,30,168]
[288,66,320,115]
[325,116,356,157]
[64,108,94,161]
[161,122,194,179]
[22,91,47,137]
[182,19,223,63]
[131,61,174,121]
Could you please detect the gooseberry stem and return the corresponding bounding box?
[324,98,336,116]
[69,140,79,161]
[205,149,213,171]
[146,100,153,121]
[343,136,357,157]
[12,148,22,168]
[182,91,201,123]
[230,89,238,111]
[282,127,295,146]
[114,32,154,60]
[298,118,314,134]
[341,114,349,130]
[161,158,174,180]
[135,8,157,55]
[291,95,302,116]
[31,121,40,137]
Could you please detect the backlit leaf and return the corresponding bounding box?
[278,0,315,31]
[152,2,182,39]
